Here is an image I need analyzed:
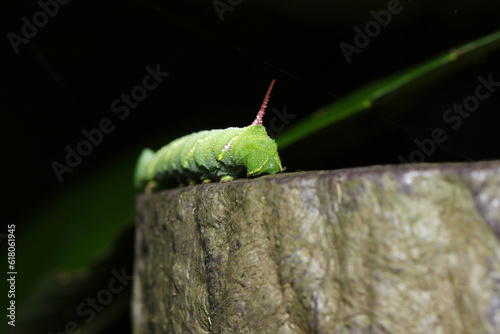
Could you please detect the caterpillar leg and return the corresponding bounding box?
[220,175,234,183]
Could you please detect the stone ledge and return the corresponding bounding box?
[133,160,500,334]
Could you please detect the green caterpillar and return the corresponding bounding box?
[134,80,283,191]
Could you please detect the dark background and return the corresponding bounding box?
[2,0,500,332]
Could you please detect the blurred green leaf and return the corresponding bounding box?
[13,152,137,326]
[276,30,500,149]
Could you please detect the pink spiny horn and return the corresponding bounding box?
[252,79,275,126]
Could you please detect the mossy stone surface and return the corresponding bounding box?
[133,161,500,334]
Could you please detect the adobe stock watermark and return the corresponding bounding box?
[5,225,16,327]
[7,0,71,54]
[398,73,499,164]
[48,267,133,334]
[266,105,296,138]
[213,0,243,22]
[51,64,170,182]
[339,0,406,64]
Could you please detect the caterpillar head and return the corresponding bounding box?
[245,136,283,176]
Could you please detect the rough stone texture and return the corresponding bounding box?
[133,161,500,334]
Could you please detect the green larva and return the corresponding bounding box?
[134,80,283,191]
